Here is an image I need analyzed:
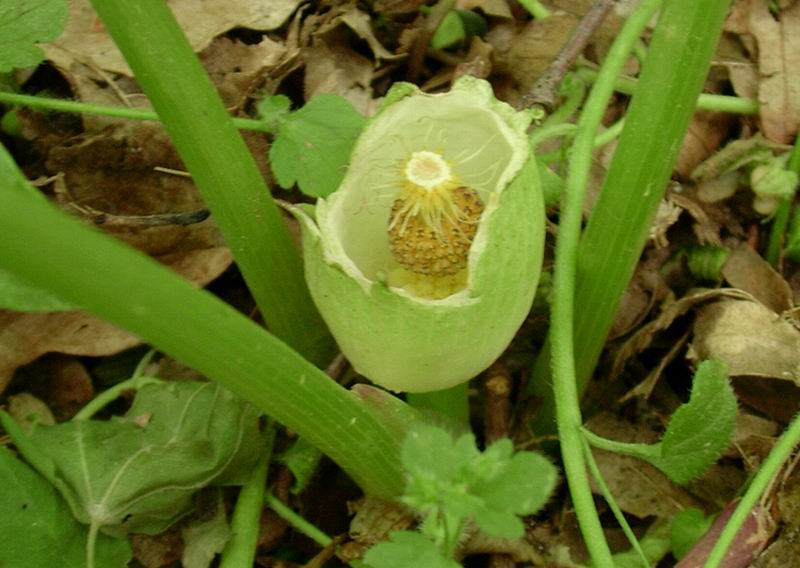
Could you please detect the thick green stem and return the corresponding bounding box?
[88,0,334,366]
[547,0,664,563]
[528,0,734,438]
[0,148,406,498]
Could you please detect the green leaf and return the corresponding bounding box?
[431,10,487,50]
[582,360,737,485]
[1,381,261,537]
[669,507,713,560]
[269,94,366,198]
[362,531,461,568]
[400,424,557,541]
[611,518,671,568]
[650,359,737,484]
[0,446,131,567]
[0,0,68,72]
[255,94,291,134]
[276,437,322,494]
[0,268,76,311]
[181,489,231,568]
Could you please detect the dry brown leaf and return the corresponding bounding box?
[0,311,140,393]
[722,244,794,313]
[0,247,231,394]
[689,299,800,383]
[45,0,304,76]
[334,6,404,61]
[584,413,703,518]
[746,0,800,144]
[675,111,735,179]
[303,35,374,115]
[610,289,754,382]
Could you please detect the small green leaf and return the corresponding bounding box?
[1,381,261,536]
[670,507,713,560]
[276,437,322,494]
[269,94,366,198]
[0,446,131,567]
[0,268,76,311]
[649,359,737,484]
[431,10,486,50]
[362,531,461,568]
[181,490,231,568]
[612,518,671,568]
[0,0,68,72]
[255,94,292,134]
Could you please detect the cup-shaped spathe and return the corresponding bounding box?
[293,77,544,392]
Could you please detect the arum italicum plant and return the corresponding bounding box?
[292,76,545,393]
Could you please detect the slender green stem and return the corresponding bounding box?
[406,382,469,425]
[765,136,800,265]
[548,0,664,564]
[0,148,406,498]
[528,0,734,440]
[0,92,270,132]
[89,0,334,366]
[704,412,800,568]
[580,435,649,568]
[575,68,759,115]
[536,118,624,163]
[220,422,276,568]
[541,75,587,128]
[86,522,100,568]
[517,0,551,19]
[580,426,661,459]
[264,493,333,547]
[73,376,164,421]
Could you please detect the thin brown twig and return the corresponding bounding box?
[520,0,616,111]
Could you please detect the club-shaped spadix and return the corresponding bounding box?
[291,77,545,393]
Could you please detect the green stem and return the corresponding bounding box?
[518,0,551,20]
[0,147,406,498]
[88,0,334,366]
[765,136,800,265]
[704,412,800,568]
[536,118,624,163]
[528,0,734,439]
[220,422,277,568]
[86,522,100,568]
[548,0,664,564]
[580,435,649,568]
[0,92,270,132]
[73,376,164,421]
[406,382,469,425]
[575,68,759,115]
[264,493,333,547]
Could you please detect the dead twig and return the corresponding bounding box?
[520,0,616,111]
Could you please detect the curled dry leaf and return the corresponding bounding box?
[743,0,800,144]
[44,0,305,76]
[721,244,793,313]
[690,299,800,383]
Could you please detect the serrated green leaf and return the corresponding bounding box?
[0,267,76,311]
[648,359,737,484]
[1,381,261,537]
[473,451,557,517]
[0,0,68,72]
[670,507,713,560]
[0,446,131,567]
[269,94,365,198]
[362,531,461,568]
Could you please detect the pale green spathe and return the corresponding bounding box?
[293,77,545,392]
